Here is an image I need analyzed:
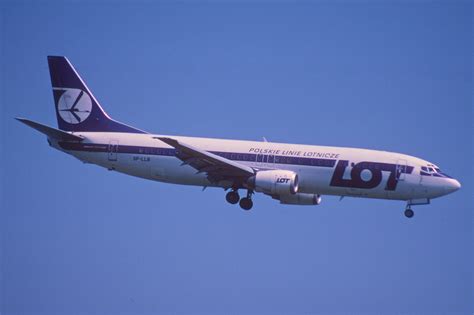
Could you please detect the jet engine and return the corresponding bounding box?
[277,193,322,205]
[249,170,299,195]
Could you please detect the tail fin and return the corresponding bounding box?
[47,56,146,134]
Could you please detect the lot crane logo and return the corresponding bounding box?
[56,88,92,124]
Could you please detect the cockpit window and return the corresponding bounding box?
[437,169,452,178]
[420,165,452,178]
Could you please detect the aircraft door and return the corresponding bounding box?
[108,140,119,161]
[396,159,407,181]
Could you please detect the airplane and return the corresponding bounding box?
[17,56,461,218]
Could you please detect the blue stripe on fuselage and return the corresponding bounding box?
[58,142,337,168]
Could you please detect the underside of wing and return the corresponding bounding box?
[155,137,255,186]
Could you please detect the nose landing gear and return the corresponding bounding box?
[403,199,429,218]
[404,207,414,218]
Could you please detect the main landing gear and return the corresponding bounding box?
[225,189,253,211]
[240,195,253,211]
[225,190,239,204]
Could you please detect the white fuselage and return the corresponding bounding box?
[50,132,459,202]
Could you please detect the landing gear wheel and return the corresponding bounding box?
[226,191,240,204]
[239,197,253,211]
[404,208,414,218]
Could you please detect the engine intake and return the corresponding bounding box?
[249,170,299,195]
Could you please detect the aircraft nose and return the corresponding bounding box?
[445,178,461,194]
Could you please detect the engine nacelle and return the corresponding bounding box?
[278,193,322,205]
[249,170,299,195]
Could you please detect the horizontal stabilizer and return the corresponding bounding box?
[16,118,83,142]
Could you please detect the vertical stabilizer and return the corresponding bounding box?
[47,56,146,134]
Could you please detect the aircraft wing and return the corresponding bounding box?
[16,118,84,142]
[155,137,255,184]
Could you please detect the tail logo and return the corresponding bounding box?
[55,88,92,124]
